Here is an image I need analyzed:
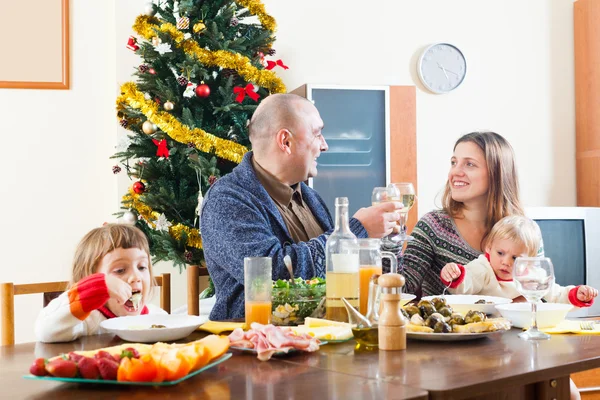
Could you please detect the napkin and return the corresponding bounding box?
[197,321,245,334]
[540,319,600,335]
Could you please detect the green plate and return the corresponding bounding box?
[23,353,232,386]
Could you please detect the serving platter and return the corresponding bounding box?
[23,353,232,386]
[407,330,505,342]
[230,341,328,356]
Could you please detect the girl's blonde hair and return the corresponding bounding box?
[442,131,525,247]
[71,224,155,287]
[484,215,541,257]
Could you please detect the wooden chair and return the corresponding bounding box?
[0,273,171,346]
[187,265,210,316]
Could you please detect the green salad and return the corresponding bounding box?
[271,277,326,326]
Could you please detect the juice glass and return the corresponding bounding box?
[244,257,272,326]
[357,239,397,315]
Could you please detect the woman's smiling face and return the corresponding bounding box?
[448,141,489,205]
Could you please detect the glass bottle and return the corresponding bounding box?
[325,197,359,322]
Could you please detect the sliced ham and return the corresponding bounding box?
[228,323,321,361]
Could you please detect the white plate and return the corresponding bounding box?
[407,330,505,342]
[421,294,512,315]
[400,293,416,306]
[100,314,208,342]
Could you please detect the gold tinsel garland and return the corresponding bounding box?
[234,0,277,32]
[124,189,203,249]
[117,82,249,163]
[132,15,286,94]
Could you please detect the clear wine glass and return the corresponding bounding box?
[513,256,555,340]
[388,182,416,242]
[372,186,400,248]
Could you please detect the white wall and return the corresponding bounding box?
[1,0,576,343]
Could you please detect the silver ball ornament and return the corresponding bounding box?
[142,120,157,134]
[164,101,174,111]
[122,211,138,225]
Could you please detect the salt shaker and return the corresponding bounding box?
[377,273,407,351]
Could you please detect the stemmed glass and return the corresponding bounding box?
[372,186,401,248]
[513,257,555,340]
[388,182,416,242]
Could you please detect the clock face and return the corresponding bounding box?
[418,43,467,94]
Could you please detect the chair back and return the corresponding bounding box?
[0,273,170,346]
[187,265,210,316]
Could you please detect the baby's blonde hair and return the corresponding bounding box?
[484,215,541,257]
[71,224,155,287]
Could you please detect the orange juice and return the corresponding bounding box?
[359,265,382,315]
[245,301,272,326]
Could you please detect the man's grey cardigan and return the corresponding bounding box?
[201,152,368,320]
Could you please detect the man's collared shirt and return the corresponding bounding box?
[252,157,325,243]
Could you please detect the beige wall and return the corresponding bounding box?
[1,0,576,343]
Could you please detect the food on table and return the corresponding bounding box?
[151,324,167,329]
[404,297,511,334]
[228,323,321,361]
[27,335,230,382]
[271,277,326,326]
[290,325,353,341]
[304,317,352,328]
[475,299,494,304]
[129,292,142,311]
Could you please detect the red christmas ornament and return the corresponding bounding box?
[126,36,139,51]
[149,68,156,75]
[195,84,210,98]
[133,181,146,194]
[152,139,170,158]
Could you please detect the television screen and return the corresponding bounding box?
[535,219,586,287]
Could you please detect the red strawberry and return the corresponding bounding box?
[120,347,140,359]
[45,359,78,378]
[29,358,48,376]
[68,352,85,363]
[94,350,114,360]
[97,358,119,380]
[77,357,100,380]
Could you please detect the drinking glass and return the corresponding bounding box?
[244,257,272,326]
[356,238,397,315]
[372,186,401,247]
[388,182,416,242]
[513,257,555,340]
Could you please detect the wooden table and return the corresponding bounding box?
[0,332,426,400]
[3,329,600,399]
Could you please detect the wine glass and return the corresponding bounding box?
[372,186,401,248]
[513,257,555,340]
[388,182,416,242]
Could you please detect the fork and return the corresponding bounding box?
[580,321,595,331]
[441,279,452,300]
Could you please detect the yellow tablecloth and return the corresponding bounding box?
[541,319,600,335]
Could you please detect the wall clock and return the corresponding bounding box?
[417,43,467,94]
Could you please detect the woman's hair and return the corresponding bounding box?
[71,224,155,287]
[484,215,541,257]
[442,131,525,242]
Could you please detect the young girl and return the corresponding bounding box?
[35,224,167,343]
[440,215,598,306]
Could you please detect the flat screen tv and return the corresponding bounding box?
[526,207,600,316]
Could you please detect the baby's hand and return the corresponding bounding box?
[577,285,599,303]
[441,263,461,283]
[105,274,132,305]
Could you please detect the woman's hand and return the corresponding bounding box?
[577,285,599,303]
[105,274,132,305]
[441,263,462,283]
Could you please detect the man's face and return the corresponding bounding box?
[290,103,328,182]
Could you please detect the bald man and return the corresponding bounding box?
[201,93,402,320]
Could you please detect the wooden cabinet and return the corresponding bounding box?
[574,0,600,206]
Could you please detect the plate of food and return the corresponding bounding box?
[100,314,208,342]
[403,297,511,341]
[24,335,231,385]
[420,294,511,316]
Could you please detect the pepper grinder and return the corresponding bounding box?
[377,273,407,351]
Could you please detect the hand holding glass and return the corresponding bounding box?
[388,182,416,241]
[513,257,555,340]
[244,257,272,327]
[371,186,402,246]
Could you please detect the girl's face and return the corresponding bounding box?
[448,141,489,206]
[96,247,151,316]
[486,238,528,281]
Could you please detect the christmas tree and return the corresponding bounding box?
[112,0,288,270]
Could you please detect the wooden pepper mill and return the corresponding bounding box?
[377,273,407,351]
